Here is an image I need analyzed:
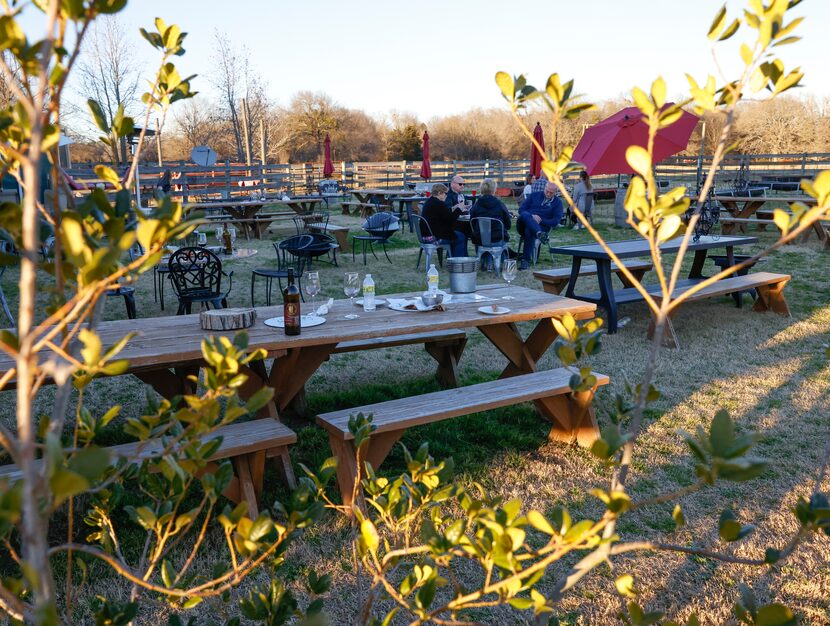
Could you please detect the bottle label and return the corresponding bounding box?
[364,285,374,295]
[285,303,300,326]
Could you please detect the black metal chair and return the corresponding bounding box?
[168,247,233,315]
[352,212,398,264]
[250,239,307,306]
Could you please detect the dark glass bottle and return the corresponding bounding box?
[222,222,233,254]
[283,268,301,336]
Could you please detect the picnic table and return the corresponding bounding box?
[281,197,324,215]
[548,235,759,333]
[1,285,600,444]
[351,188,414,204]
[188,199,293,239]
[714,195,824,240]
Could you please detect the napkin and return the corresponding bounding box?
[315,298,334,316]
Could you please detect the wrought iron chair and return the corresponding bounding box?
[352,212,398,264]
[410,213,451,270]
[251,239,307,306]
[167,247,233,315]
[471,217,509,274]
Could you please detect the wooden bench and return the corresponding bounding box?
[317,368,609,505]
[721,215,825,242]
[534,259,654,295]
[308,223,350,252]
[648,271,791,349]
[340,202,388,218]
[0,419,297,517]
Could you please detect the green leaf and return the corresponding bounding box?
[68,446,110,482]
[650,77,666,109]
[707,4,727,40]
[87,99,109,133]
[161,559,174,588]
[495,72,515,102]
[615,574,637,598]
[50,469,89,506]
[360,518,379,556]
[626,146,651,178]
[527,510,555,535]
[709,409,735,457]
[756,604,796,626]
[672,504,686,529]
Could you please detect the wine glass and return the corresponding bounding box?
[228,226,237,247]
[304,271,321,319]
[197,232,207,247]
[502,259,517,300]
[343,272,360,320]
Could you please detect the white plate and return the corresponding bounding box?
[478,305,510,315]
[354,298,386,307]
[388,300,441,312]
[263,315,326,328]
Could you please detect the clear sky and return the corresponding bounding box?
[18,0,830,120]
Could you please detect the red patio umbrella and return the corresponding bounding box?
[322,133,334,178]
[529,121,544,178]
[419,131,431,180]
[572,105,699,176]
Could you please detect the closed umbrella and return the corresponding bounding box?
[322,133,334,178]
[529,121,544,178]
[419,131,431,180]
[572,105,699,176]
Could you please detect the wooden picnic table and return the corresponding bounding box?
[187,199,288,239]
[281,197,324,215]
[714,195,824,240]
[1,285,599,443]
[351,189,413,204]
[548,235,759,334]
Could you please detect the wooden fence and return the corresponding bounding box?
[63,152,830,202]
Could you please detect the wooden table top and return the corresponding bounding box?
[713,195,816,204]
[0,285,595,374]
[186,200,270,211]
[549,235,759,261]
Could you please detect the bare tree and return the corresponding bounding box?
[210,31,269,161]
[284,91,339,162]
[174,97,221,152]
[75,16,142,165]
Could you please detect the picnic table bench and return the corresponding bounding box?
[0,419,297,517]
[308,222,350,252]
[647,271,791,349]
[201,211,294,239]
[318,367,609,504]
[534,259,654,295]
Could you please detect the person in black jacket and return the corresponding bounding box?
[421,183,468,256]
[470,178,511,245]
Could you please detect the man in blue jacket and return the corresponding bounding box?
[517,182,563,269]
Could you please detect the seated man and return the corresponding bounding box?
[517,182,563,269]
[446,175,467,209]
[420,183,468,257]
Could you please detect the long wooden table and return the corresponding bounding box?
[548,235,758,333]
[714,195,824,240]
[1,285,600,443]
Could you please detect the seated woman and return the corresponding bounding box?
[469,178,511,245]
[420,183,468,257]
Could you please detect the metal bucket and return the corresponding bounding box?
[447,256,479,293]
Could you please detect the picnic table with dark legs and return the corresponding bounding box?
[550,235,759,333]
[715,195,824,240]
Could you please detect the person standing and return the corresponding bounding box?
[517,182,564,269]
[572,170,593,229]
[446,175,467,209]
[421,183,468,257]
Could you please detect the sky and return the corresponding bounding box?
[17,0,830,121]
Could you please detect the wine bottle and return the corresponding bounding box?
[283,268,301,336]
[222,222,233,254]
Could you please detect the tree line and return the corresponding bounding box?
[42,19,830,166]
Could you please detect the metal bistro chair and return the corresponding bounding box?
[250,237,309,306]
[168,247,233,315]
[471,217,509,274]
[352,212,398,265]
[411,213,452,270]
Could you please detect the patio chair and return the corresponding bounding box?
[352,212,398,265]
[281,232,338,269]
[317,179,346,209]
[168,247,233,315]
[410,213,451,271]
[251,240,307,306]
[471,217,509,274]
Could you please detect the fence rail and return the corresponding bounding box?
[63,152,830,202]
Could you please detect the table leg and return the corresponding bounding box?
[689,249,708,279]
[134,364,199,399]
[564,257,583,298]
[596,259,618,333]
[478,319,600,445]
[267,345,335,416]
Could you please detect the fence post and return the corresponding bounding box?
[223,159,230,199]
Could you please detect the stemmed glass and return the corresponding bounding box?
[343,272,360,320]
[304,271,321,319]
[228,226,237,249]
[197,232,207,247]
[502,259,517,300]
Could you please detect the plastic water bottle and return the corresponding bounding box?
[362,274,376,311]
[427,264,439,294]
